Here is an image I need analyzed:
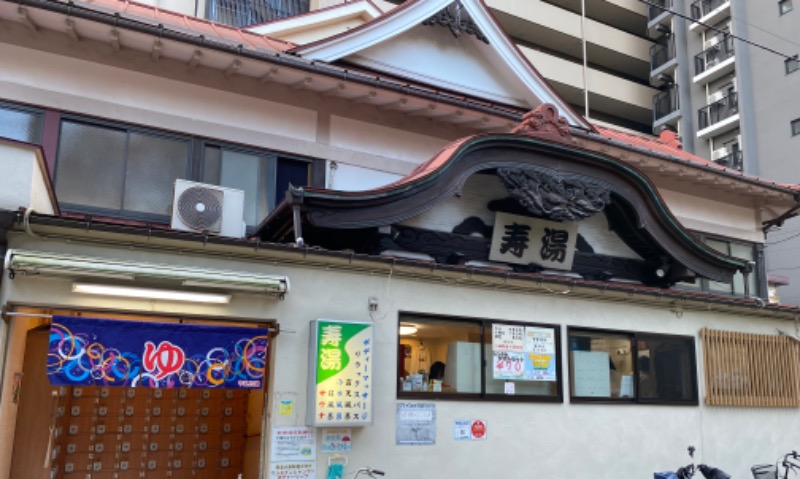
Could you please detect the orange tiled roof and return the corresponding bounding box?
[592,125,800,191]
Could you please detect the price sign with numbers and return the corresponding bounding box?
[491,324,558,382]
[493,351,525,379]
[492,324,526,352]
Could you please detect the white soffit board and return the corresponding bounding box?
[247,1,382,38]
[293,0,590,128]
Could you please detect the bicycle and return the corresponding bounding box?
[352,467,385,479]
[752,451,800,479]
[655,446,731,479]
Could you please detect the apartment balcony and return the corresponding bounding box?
[650,36,677,81]
[694,35,735,83]
[653,85,681,131]
[206,0,309,27]
[713,150,743,171]
[646,0,673,37]
[697,92,739,139]
[689,0,730,32]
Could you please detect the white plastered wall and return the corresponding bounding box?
[660,188,764,243]
[0,41,443,178]
[0,141,57,215]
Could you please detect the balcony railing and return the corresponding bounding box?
[651,36,676,71]
[648,0,673,21]
[207,0,309,27]
[714,150,743,171]
[653,86,680,122]
[698,92,738,129]
[695,35,735,75]
[690,0,727,20]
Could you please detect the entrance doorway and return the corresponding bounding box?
[6,308,270,479]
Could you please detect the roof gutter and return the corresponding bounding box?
[13,210,800,317]
[12,0,525,123]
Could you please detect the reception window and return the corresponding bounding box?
[397,313,562,402]
[568,327,698,405]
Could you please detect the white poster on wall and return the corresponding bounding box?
[492,324,526,352]
[396,403,436,445]
[270,427,316,462]
[268,461,316,479]
[572,350,612,397]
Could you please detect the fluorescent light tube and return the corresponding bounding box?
[399,325,418,335]
[72,283,231,304]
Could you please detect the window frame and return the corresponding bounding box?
[568,326,699,406]
[0,100,45,145]
[676,233,763,298]
[396,312,564,403]
[51,114,320,227]
[54,115,195,223]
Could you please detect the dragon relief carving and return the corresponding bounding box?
[422,1,489,44]
[497,167,611,222]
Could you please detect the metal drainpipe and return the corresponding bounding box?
[672,0,695,154]
[0,210,17,289]
[729,0,759,177]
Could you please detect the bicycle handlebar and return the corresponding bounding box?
[353,467,385,478]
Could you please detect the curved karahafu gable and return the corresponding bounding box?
[257,106,750,286]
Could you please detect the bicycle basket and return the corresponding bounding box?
[751,464,777,479]
[654,472,679,479]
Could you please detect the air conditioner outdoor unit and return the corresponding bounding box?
[707,91,726,103]
[711,148,729,161]
[704,36,721,49]
[171,179,246,238]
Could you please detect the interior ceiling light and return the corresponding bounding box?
[72,282,231,304]
[399,324,418,335]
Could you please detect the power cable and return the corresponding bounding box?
[735,17,800,49]
[767,230,800,245]
[639,0,797,60]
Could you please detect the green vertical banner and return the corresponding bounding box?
[307,319,373,427]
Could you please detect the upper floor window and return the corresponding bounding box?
[397,313,562,402]
[0,102,43,144]
[779,0,794,14]
[792,118,800,136]
[56,119,191,219]
[206,0,310,27]
[568,327,698,405]
[54,116,314,227]
[679,234,760,297]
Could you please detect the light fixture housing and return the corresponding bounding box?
[399,324,418,335]
[72,282,231,304]
[5,249,289,297]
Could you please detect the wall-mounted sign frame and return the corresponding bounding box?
[307,319,374,427]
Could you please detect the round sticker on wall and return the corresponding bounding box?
[470,420,487,440]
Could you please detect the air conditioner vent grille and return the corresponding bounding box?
[176,186,224,232]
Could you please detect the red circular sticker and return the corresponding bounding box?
[471,420,486,439]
